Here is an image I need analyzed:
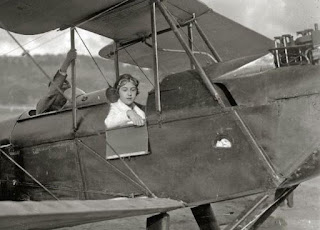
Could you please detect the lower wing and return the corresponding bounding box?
[0,198,184,230]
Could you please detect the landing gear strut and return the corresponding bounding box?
[191,204,221,230]
[224,186,297,230]
[147,213,170,230]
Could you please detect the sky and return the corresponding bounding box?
[0,0,319,57]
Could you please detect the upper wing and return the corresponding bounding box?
[0,0,121,34]
[0,0,272,75]
[0,0,209,38]
[0,198,184,230]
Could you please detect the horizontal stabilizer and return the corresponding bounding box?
[0,198,184,230]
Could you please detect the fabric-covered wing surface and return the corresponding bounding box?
[0,0,124,34]
[80,0,210,42]
[0,0,209,37]
[99,9,273,75]
[0,198,184,230]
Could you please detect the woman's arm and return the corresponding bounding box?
[126,110,145,126]
[105,106,130,129]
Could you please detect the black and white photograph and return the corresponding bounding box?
[0,0,319,229]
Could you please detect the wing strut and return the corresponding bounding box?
[70,28,77,132]
[114,42,120,79]
[188,17,195,69]
[194,19,222,62]
[156,0,280,184]
[156,0,222,104]
[151,1,161,113]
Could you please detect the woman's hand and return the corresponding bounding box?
[126,110,145,126]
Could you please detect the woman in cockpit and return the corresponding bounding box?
[105,74,145,129]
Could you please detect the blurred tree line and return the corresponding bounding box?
[0,55,153,107]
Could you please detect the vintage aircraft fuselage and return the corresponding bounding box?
[0,55,319,205]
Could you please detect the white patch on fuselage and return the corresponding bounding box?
[215,138,232,148]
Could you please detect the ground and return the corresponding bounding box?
[265,176,320,230]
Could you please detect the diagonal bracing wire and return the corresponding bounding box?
[26,31,69,53]
[78,140,147,192]
[0,21,72,104]
[158,1,280,181]
[123,48,154,87]
[0,32,48,56]
[161,3,216,64]
[104,138,156,198]
[0,30,69,56]
[0,148,59,200]
[78,139,156,198]
[74,28,111,87]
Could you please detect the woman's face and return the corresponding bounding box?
[119,81,137,106]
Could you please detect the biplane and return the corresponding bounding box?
[0,0,319,229]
